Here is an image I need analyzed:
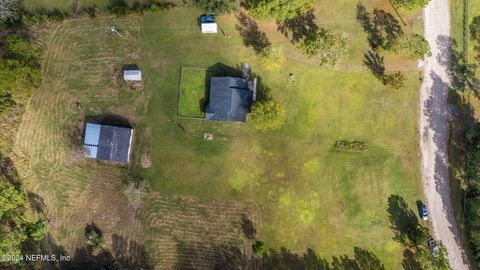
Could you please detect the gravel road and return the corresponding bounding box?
[420,0,471,269]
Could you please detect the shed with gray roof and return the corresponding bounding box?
[83,123,133,163]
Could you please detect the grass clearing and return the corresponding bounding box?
[178,67,221,118]
[15,1,425,268]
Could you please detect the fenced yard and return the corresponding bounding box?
[178,67,221,118]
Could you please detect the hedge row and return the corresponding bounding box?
[335,140,368,152]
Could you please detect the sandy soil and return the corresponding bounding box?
[420,0,471,269]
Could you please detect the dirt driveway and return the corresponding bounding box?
[419,0,471,269]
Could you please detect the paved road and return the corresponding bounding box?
[420,0,471,269]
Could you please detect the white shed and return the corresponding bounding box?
[123,69,142,81]
[201,22,217,33]
[200,15,218,34]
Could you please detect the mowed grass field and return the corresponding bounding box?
[14,1,423,269]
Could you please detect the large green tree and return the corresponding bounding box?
[244,0,317,22]
[0,184,24,219]
[0,35,41,112]
[404,34,432,60]
[298,28,346,65]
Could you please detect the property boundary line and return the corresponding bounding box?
[464,0,469,61]
[386,0,407,26]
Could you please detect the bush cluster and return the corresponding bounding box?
[335,140,368,152]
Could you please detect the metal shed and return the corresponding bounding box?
[83,123,133,163]
[123,69,142,81]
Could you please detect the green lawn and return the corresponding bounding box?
[17,1,425,269]
[179,67,220,118]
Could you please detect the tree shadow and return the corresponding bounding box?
[241,214,257,240]
[111,234,154,269]
[236,12,271,54]
[85,222,103,238]
[263,246,385,270]
[0,153,21,186]
[174,243,385,269]
[402,248,422,270]
[35,231,153,269]
[123,64,140,71]
[356,2,402,50]
[199,68,223,113]
[277,9,318,44]
[362,50,385,80]
[174,241,247,269]
[387,195,419,244]
[85,112,132,128]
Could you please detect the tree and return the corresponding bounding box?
[416,244,450,270]
[407,224,430,246]
[0,184,24,219]
[0,93,15,113]
[85,226,103,247]
[250,99,286,132]
[470,16,480,42]
[6,36,40,66]
[194,0,236,14]
[391,0,430,11]
[298,28,346,65]
[470,17,480,64]
[383,71,406,89]
[356,4,404,52]
[0,0,20,23]
[26,220,47,241]
[0,35,41,106]
[259,46,285,71]
[252,240,265,256]
[404,34,431,59]
[243,0,317,22]
[372,9,403,51]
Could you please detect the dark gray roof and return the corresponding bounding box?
[205,77,253,122]
[84,123,133,163]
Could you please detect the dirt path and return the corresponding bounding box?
[420,0,471,269]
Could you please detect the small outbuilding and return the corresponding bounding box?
[200,15,218,34]
[123,69,142,81]
[83,123,133,163]
[205,77,254,122]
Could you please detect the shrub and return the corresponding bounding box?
[194,0,236,14]
[252,240,265,256]
[85,227,103,247]
[250,99,287,132]
[244,0,317,22]
[391,0,430,11]
[335,140,368,152]
[383,71,406,89]
[258,46,285,71]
